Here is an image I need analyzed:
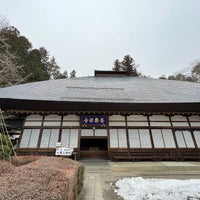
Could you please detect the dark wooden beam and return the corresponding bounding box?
[1,98,200,114]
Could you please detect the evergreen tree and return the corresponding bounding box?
[168,73,194,82]
[0,17,71,85]
[0,17,67,84]
[0,134,13,160]
[191,61,200,83]
[70,70,76,78]
[24,49,50,82]
[55,70,68,79]
[121,55,140,76]
[167,61,200,83]
[112,59,121,72]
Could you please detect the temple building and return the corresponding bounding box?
[0,70,200,161]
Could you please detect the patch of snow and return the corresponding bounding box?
[114,177,200,200]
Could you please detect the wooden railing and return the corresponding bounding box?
[109,148,200,162]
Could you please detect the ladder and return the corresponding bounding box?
[0,108,16,158]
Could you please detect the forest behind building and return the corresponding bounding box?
[0,16,199,88]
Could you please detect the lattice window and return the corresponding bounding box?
[62,115,80,126]
[128,129,140,148]
[127,115,148,127]
[171,115,189,127]
[20,129,40,148]
[150,115,171,127]
[128,129,152,148]
[140,129,152,148]
[40,129,59,148]
[109,115,126,126]
[109,129,127,148]
[194,131,200,148]
[175,130,195,148]
[162,129,176,148]
[151,129,176,148]
[95,129,107,136]
[189,115,200,127]
[24,115,43,127]
[43,115,61,127]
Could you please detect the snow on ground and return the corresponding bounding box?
[114,177,200,200]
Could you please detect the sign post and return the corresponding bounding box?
[55,146,74,156]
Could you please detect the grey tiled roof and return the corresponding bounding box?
[0,76,200,103]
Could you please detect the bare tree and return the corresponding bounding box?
[0,16,9,29]
[0,17,27,87]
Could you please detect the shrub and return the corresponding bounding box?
[11,155,38,166]
[77,165,85,193]
[0,134,13,160]
[0,156,84,200]
[73,165,85,199]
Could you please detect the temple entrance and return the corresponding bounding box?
[80,138,108,159]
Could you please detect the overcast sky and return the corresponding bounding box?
[1,0,200,78]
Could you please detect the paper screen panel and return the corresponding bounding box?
[171,115,187,121]
[43,121,61,126]
[118,129,127,148]
[40,129,51,147]
[62,121,79,126]
[172,122,189,127]
[109,129,118,148]
[175,131,186,148]
[150,122,171,127]
[139,129,152,148]
[127,115,147,121]
[183,131,195,148]
[24,121,42,127]
[26,115,43,121]
[95,129,107,136]
[194,131,200,148]
[49,129,59,148]
[69,129,79,148]
[28,129,40,148]
[190,122,200,127]
[162,129,176,148]
[150,115,170,121]
[20,129,31,148]
[63,115,79,121]
[109,115,125,121]
[61,129,70,146]
[44,115,61,121]
[128,129,140,148]
[152,129,165,148]
[81,129,93,136]
[127,121,148,127]
[109,121,126,126]
[189,116,200,121]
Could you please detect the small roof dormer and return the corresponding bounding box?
[94,70,127,77]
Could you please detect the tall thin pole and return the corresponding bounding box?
[0,108,16,156]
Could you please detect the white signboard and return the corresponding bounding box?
[55,147,73,156]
